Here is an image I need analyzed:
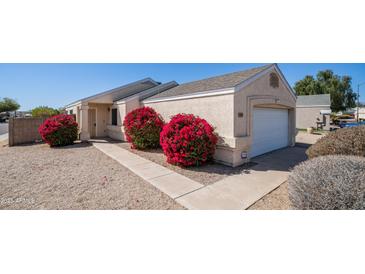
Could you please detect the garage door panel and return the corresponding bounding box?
[250,108,289,158]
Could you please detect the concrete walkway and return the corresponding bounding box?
[91,140,203,199]
[91,139,307,210]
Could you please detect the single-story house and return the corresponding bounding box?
[296,94,331,130]
[65,64,296,167]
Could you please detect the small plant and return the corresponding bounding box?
[38,114,78,147]
[160,113,218,167]
[288,155,365,209]
[306,126,365,159]
[123,107,164,149]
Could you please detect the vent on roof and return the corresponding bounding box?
[270,73,279,88]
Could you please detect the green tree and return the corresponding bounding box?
[294,70,357,112]
[0,97,20,113]
[31,106,59,117]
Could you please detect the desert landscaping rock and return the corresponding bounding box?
[0,143,183,209]
[248,182,291,210]
[117,142,256,185]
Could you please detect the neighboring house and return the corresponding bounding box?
[296,94,331,130]
[353,107,365,120]
[65,64,296,167]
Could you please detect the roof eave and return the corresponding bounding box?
[64,77,159,108]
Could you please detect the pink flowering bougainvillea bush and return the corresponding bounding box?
[123,107,164,149]
[38,114,78,147]
[160,113,218,167]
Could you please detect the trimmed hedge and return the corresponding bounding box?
[38,114,78,147]
[123,107,164,149]
[160,113,218,167]
[288,155,365,209]
[306,126,365,159]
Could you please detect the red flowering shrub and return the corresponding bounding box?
[38,114,78,147]
[160,114,218,167]
[123,107,164,149]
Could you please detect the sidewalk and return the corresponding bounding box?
[91,140,203,200]
[91,139,306,210]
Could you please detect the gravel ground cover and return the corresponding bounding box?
[0,142,183,209]
[248,182,291,210]
[117,142,256,185]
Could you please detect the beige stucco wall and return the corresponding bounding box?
[143,93,235,138]
[106,98,142,140]
[66,103,112,138]
[88,103,111,137]
[296,106,331,129]
[228,70,297,166]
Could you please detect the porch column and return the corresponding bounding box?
[80,103,90,141]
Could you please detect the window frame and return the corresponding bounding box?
[111,108,118,126]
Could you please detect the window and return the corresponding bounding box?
[270,73,279,88]
[111,108,118,125]
[69,109,73,115]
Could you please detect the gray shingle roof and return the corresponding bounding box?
[115,81,178,102]
[296,94,331,106]
[66,78,159,107]
[148,64,272,100]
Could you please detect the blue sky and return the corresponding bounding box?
[0,63,365,111]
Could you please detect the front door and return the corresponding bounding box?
[88,109,96,138]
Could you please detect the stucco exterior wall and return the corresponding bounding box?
[143,93,235,138]
[234,71,296,137]
[227,70,296,166]
[296,106,331,129]
[106,98,142,141]
[88,103,111,137]
[66,103,112,138]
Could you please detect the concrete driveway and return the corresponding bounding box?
[176,145,308,209]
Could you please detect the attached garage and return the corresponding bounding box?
[250,108,289,158]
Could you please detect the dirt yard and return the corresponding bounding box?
[248,182,291,210]
[0,142,183,209]
[117,142,256,185]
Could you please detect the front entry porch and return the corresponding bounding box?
[77,102,112,141]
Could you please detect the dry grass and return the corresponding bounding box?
[0,142,183,209]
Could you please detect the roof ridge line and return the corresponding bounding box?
[176,64,272,87]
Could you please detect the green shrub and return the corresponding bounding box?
[288,155,365,209]
[306,126,365,159]
[32,106,60,117]
[123,107,164,150]
[38,114,78,147]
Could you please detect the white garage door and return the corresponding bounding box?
[250,108,289,158]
